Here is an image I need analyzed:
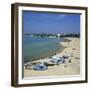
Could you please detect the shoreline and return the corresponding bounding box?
[24,37,80,77]
[24,39,66,64]
[24,38,65,63]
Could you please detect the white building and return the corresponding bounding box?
[57,34,61,37]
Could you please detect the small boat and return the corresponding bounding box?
[50,56,65,65]
[62,55,69,59]
[33,63,48,71]
[24,63,34,70]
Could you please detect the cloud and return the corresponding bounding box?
[56,14,66,19]
[39,13,66,19]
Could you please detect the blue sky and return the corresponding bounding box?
[22,11,80,34]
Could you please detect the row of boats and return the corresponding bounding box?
[24,55,70,71]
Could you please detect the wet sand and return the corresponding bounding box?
[24,38,80,77]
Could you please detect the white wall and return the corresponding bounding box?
[0,0,89,90]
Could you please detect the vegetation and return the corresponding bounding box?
[24,33,80,38]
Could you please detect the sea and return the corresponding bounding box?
[23,35,63,63]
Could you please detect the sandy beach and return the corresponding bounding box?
[24,38,80,77]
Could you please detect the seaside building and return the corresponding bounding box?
[57,34,61,37]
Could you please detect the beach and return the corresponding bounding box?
[24,38,80,77]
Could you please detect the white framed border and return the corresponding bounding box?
[18,6,86,84]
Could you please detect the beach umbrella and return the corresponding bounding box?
[33,63,48,71]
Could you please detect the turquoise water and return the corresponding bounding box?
[23,36,63,63]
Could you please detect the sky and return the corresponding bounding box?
[22,11,80,34]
